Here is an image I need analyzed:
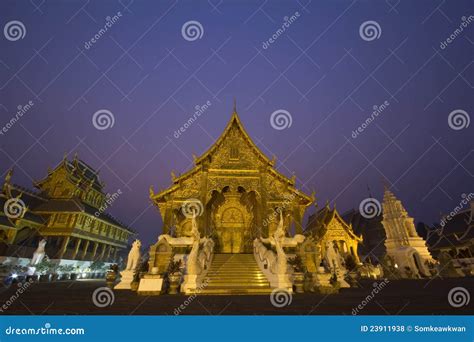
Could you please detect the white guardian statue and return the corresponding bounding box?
[126,239,142,271]
[31,238,47,265]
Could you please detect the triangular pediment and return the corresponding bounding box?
[151,110,313,205]
[195,111,271,170]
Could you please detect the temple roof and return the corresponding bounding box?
[34,198,132,231]
[152,109,313,204]
[1,166,133,233]
[194,111,272,166]
[34,154,104,192]
[305,204,362,242]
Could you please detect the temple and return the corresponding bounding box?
[306,203,362,265]
[150,109,313,249]
[0,155,134,268]
[141,107,366,295]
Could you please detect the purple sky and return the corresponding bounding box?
[0,0,473,245]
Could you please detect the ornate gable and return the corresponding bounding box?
[196,111,270,171]
[151,108,313,206]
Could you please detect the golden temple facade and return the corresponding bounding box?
[0,155,134,263]
[143,107,368,295]
[150,109,313,253]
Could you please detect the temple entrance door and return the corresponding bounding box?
[220,218,245,253]
[214,193,252,253]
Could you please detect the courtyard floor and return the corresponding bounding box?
[0,277,472,315]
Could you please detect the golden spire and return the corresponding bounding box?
[4,168,13,184]
[149,185,155,198]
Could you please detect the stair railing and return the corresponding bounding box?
[253,238,292,291]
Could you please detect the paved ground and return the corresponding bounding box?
[0,277,472,315]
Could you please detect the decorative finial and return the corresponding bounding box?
[192,154,197,163]
[233,98,237,113]
[171,170,176,181]
[5,168,13,184]
[149,185,155,197]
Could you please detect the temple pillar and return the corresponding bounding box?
[71,238,82,260]
[80,240,90,260]
[108,246,113,260]
[163,206,173,235]
[259,167,269,237]
[293,205,303,234]
[91,242,99,260]
[99,243,107,261]
[113,248,118,262]
[56,236,70,259]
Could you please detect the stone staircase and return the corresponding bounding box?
[199,254,272,295]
